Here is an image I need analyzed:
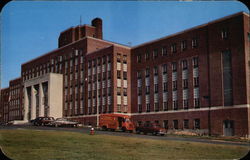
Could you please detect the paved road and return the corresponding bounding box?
[1,125,249,147]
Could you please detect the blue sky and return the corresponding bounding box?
[1,1,249,88]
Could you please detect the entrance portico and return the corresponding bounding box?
[23,73,63,121]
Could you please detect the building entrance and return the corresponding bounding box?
[223,120,234,136]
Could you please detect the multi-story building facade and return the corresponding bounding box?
[0,12,249,137]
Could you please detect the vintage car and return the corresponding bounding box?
[50,118,79,127]
[136,123,166,136]
[32,117,55,126]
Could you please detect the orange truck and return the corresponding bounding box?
[99,114,134,132]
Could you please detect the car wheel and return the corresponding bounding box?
[121,127,126,132]
[136,130,140,134]
[153,132,157,136]
[102,126,107,131]
[143,132,147,135]
[55,124,58,127]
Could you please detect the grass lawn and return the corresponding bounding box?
[0,129,249,160]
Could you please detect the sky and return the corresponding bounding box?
[0,1,249,88]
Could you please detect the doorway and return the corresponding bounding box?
[223,120,234,136]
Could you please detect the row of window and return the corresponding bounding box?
[137,38,198,63]
[137,118,200,130]
[138,78,199,95]
[23,50,83,80]
[87,105,113,115]
[137,57,198,78]
[88,55,112,68]
[138,98,200,112]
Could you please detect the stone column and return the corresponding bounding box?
[39,83,44,117]
[23,87,29,121]
[31,85,36,120]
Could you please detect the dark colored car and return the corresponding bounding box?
[32,117,55,126]
[50,118,79,127]
[136,123,166,136]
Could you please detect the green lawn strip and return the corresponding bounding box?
[0,130,249,160]
[167,133,250,143]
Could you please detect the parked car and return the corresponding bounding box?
[32,117,55,126]
[50,118,79,127]
[136,123,166,136]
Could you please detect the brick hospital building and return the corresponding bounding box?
[1,12,249,137]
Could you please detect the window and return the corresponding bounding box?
[108,71,111,79]
[137,71,142,79]
[173,100,178,110]
[173,81,177,90]
[117,87,121,95]
[154,103,159,111]
[137,121,142,126]
[123,88,127,96]
[154,84,158,93]
[163,82,168,92]
[182,60,188,70]
[138,104,142,113]
[181,40,187,51]
[184,119,189,129]
[103,56,106,64]
[146,86,150,94]
[153,66,158,75]
[171,43,177,53]
[137,54,141,63]
[163,102,168,111]
[192,38,198,48]
[194,77,199,87]
[193,57,199,68]
[163,120,168,129]
[221,28,228,40]
[117,54,121,62]
[97,58,101,66]
[162,64,167,74]
[138,87,142,95]
[222,50,232,106]
[92,59,96,67]
[102,72,106,80]
[117,71,121,79]
[194,119,200,129]
[183,79,188,89]
[173,120,178,129]
[88,61,91,68]
[145,68,150,77]
[153,49,158,59]
[146,104,150,112]
[107,55,111,63]
[172,62,177,71]
[123,72,127,80]
[123,55,127,63]
[145,51,150,60]
[117,105,121,112]
[162,47,167,56]
[194,98,200,108]
[183,99,188,109]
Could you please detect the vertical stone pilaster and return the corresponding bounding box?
[31,85,36,119]
[24,87,29,121]
[39,83,44,117]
